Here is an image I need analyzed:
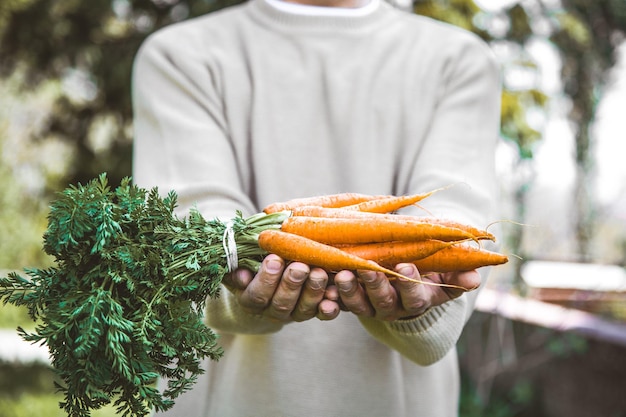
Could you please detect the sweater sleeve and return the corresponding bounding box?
[131,27,255,216]
[358,297,468,366]
[360,30,502,366]
[131,26,284,335]
[406,30,502,229]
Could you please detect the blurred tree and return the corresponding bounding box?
[541,0,626,261]
[0,0,245,189]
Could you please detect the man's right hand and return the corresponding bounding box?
[223,254,341,323]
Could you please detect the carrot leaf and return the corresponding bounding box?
[0,173,286,417]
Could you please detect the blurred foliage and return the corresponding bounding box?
[415,1,547,160]
[0,0,246,189]
[0,304,31,329]
[460,376,536,417]
[547,0,626,260]
[414,0,487,34]
[500,89,548,160]
[0,363,117,417]
[0,74,58,270]
[0,136,53,270]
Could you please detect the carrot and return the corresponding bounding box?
[257,229,471,290]
[412,244,508,273]
[258,229,402,276]
[337,239,470,267]
[289,207,495,242]
[290,206,382,218]
[416,217,497,242]
[342,186,448,214]
[280,216,476,245]
[263,193,386,214]
[389,216,495,241]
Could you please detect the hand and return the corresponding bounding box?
[223,254,341,323]
[334,263,480,321]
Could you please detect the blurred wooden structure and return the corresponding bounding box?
[460,261,626,416]
[521,260,626,322]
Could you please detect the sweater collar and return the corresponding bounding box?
[263,0,380,17]
[248,0,395,33]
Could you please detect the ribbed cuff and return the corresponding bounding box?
[359,296,468,366]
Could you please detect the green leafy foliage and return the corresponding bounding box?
[0,173,288,417]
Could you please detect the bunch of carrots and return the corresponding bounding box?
[257,187,508,291]
[0,176,508,416]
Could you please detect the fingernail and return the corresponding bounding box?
[398,265,415,278]
[289,268,307,283]
[321,305,338,316]
[360,271,377,283]
[336,281,353,292]
[308,279,324,291]
[266,258,283,273]
[235,268,248,283]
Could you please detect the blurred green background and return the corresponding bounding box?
[1,0,625,416]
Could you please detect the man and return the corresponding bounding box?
[132,0,501,415]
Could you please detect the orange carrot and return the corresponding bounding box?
[374,214,495,241]
[257,229,470,290]
[280,216,476,245]
[342,186,447,213]
[365,214,495,242]
[418,217,496,242]
[263,193,386,214]
[412,245,508,273]
[337,239,470,267]
[289,207,495,242]
[290,206,380,218]
[258,229,403,276]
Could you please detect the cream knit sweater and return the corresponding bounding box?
[132,0,501,415]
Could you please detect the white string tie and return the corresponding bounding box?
[222,220,239,273]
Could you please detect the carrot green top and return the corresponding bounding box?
[132,0,501,415]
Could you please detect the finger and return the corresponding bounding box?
[239,254,284,313]
[440,270,481,300]
[317,299,341,321]
[335,270,374,317]
[292,267,328,322]
[266,262,310,322]
[223,268,253,291]
[449,270,481,291]
[392,264,429,314]
[324,284,339,302]
[358,269,398,320]
[324,284,348,311]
